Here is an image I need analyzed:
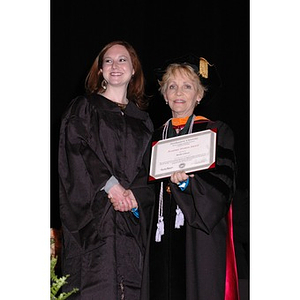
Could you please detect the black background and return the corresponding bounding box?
[51,0,249,228]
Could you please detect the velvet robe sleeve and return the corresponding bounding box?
[58,97,112,248]
[130,139,155,237]
[170,121,236,234]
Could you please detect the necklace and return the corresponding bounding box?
[114,102,127,111]
[98,92,128,111]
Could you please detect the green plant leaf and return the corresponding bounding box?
[50,256,79,299]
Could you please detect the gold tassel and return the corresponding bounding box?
[199,57,212,78]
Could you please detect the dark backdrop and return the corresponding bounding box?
[51,0,249,229]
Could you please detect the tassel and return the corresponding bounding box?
[155,216,164,242]
[155,182,165,242]
[199,57,212,79]
[175,205,184,228]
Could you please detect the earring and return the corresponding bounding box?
[165,101,168,105]
[101,79,107,90]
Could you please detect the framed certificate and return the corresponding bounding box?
[149,129,217,181]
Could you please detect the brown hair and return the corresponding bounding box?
[159,63,207,99]
[85,41,148,110]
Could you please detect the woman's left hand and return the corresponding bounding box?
[170,171,194,184]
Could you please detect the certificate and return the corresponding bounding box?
[149,129,217,181]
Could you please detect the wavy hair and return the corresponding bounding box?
[85,41,148,110]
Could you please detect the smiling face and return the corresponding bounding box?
[100,44,135,89]
[163,67,204,118]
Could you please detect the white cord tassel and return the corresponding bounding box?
[155,116,193,241]
[155,216,164,242]
[155,182,165,242]
[175,205,184,228]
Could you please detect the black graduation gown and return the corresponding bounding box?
[58,94,155,300]
[149,118,237,300]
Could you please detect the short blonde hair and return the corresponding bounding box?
[159,63,207,98]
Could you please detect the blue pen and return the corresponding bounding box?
[131,207,139,218]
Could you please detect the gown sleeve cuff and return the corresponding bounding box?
[103,176,119,193]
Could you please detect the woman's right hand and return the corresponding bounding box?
[108,184,137,212]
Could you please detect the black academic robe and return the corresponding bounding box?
[149,118,237,300]
[58,94,155,300]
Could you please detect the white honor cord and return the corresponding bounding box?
[175,205,185,228]
[162,118,172,140]
[155,115,195,241]
[155,182,165,242]
[174,114,194,228]
[188,114,196,134]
